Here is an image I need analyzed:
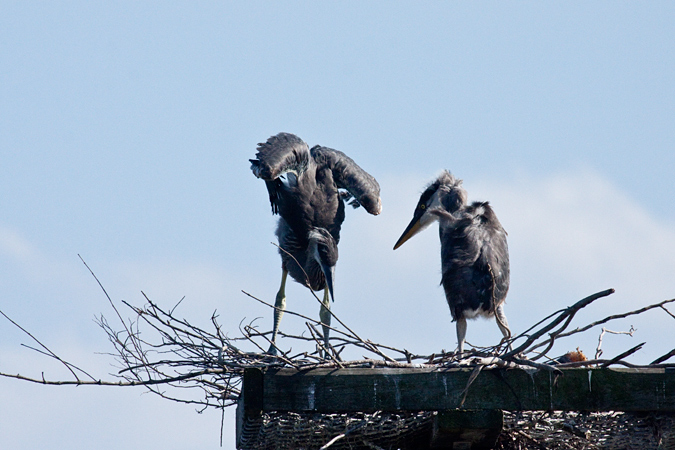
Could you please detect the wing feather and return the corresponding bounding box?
[310,146,382,215]
[250,133,310,180]
[251,133,311,215]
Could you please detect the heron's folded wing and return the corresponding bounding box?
[250,133,310,180]
[469,202,510,302]
[311,146,382,215]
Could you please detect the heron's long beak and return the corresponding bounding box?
[321,263,336,302]
[393,216,424,250]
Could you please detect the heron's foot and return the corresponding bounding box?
[319,344,334,360]
[452,345,468,359]
[267,343,279,356]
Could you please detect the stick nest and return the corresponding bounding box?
[85,287,675,410]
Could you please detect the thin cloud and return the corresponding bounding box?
[0,226,40,265]
[473,169,675,302]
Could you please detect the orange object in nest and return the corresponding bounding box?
[552,348,588,364]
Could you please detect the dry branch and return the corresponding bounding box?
[2,259,675,418]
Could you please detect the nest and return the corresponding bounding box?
[499,411,675,450]
[238,410,675,450]
[82,287,675,409]
[239,411,436,450]
[2,262,675,448]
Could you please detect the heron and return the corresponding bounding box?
[251,132,381,355]
[393,171,511,353]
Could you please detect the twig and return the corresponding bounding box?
[0,367,226,386]
[3,267,674,424]
[458,364,484,407]
[503,289,615,358]
[319,415,371,449]
[514,429,548,450]
[80,255,154,383]
[599,343,645,368]
[271,243,397,363]
[651,348,675,365]
[537,297,675,351]
[0,309,90,382]
[660,305,675,321]
[595,326,635,359]
[242,290,348,340]
[242,289,396,362]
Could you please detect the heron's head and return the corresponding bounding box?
[308,228,338,301]
[393,171,467,250]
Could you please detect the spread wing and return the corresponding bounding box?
[250,132,310,180]
[250,133,311,214]
[311,146,382,215]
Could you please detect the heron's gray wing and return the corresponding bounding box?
[311,146,382,215]
[470,202,510,304]
[251,133,311,214]
[250,133,310,180]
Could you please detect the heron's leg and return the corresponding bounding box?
[456,317,467,354]
[319,288,331,357]
[495,304,512,351]
[267,269,288,355]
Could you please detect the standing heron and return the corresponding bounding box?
[393,171,511,353]
[251,132,381,355]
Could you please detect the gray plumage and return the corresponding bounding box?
[394,171,511,353]
[251,132,381,355]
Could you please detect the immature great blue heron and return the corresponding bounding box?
[393,171,511,353]
[251,132,381,355]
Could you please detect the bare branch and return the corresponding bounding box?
[595,326,635,359]
[3,265,674,422]
[0,309,91,382]
[651,348,675,365]
[503,288,615,358]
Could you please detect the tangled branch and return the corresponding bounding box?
[1,259,675,413]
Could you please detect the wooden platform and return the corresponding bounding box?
[237,366,675,449]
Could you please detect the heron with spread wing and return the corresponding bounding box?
[394,171,511,353]
[251,133,381,355]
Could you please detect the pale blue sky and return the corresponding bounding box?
[2,3,675,449]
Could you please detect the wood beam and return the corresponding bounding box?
[245,366,675,413]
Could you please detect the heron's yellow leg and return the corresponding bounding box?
[267,269,288,355]
[319,288,331,356]
[495,304,512,351]
[456,317,467,354]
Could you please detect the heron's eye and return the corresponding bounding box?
[419,204,426,210]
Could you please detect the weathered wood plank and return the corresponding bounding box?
[257,367,675,413]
